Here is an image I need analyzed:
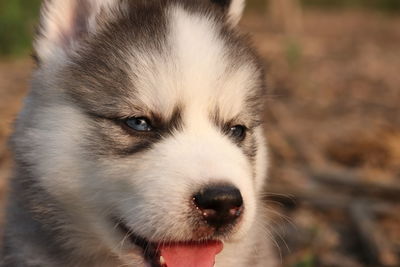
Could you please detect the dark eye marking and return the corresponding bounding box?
[125,117,153,132]
[211,0,231,8]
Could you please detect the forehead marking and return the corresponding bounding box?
[128,5,258,125]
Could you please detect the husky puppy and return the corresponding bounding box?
[1,0,277,266]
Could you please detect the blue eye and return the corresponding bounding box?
[229,125,247,141]
[126,117,152,132]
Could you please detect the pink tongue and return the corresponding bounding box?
[160,241,223,267]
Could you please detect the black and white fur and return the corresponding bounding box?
[1,0,277,266]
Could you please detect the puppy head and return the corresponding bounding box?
[18,0,268,264]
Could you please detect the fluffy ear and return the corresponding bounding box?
[34,0,122,63]
[211,0,245,26]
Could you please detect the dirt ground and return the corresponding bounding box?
[0,9,399,267]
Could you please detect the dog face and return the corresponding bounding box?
[15,0,268,265]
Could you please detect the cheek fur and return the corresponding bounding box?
[91,129,260,240]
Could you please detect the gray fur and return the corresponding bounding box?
[2,0,277,266]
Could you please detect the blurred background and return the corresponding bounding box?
[0,0,399,266]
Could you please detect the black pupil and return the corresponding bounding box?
[135,119,145,125]
[231,126,245,138]
[127,118,151,131]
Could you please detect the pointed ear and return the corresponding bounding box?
[34,0,122,63]
[211,0,245,26]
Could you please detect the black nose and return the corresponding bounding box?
[193,185,244,228]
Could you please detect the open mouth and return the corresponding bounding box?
[116,220,224,267]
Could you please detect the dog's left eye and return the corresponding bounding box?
[125,117,152,132]
[229,125,247,141]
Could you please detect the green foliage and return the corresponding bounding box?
[0,0,399,57]
[285,38,303,69]
[366,0,400,12]
[251,0,400,13]
[293,253,315,267]
[0,0,41,56]
[301,0,400,12]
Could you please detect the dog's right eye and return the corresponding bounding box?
[125,117,153,132]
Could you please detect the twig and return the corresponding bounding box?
[350,201,399,267]
[310,169,400,201]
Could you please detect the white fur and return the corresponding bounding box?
[227,0,246,26]
[24,95,269,266]
[130,6,258,124]
[35,0,121,63]
[15,0,273,266]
